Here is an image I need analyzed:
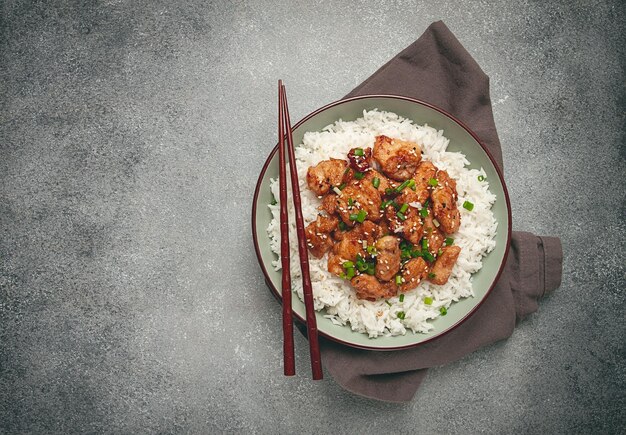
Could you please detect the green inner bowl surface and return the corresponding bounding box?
[252,95,511,351]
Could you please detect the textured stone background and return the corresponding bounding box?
[1,0,624,433]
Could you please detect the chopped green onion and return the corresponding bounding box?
[409,179,416,190]
[339,272,346,279]
[428,178,438,187]
[366,264,376,275]
[399,240,412,250]
[399,203,409,213]
[343,167,350,175]
[338,221,348,231]
[338,182,346,190]
[421,239,428,250]
[397,311,406,320]
[385,300,392,306]
[270,198,277,205]
[400,249,412,260]
[354,171,365,180]
[348,198,354,206]
[423,251,435,262]
[380,199,392,210]
[349,213,358,221]
[478,175,485,182]
[395,179,415,193]
[438,249,443,256]
[372,177,380,188]
[428,272,436,279]
[356,209,367,223]
[356,255,368,272]
[354,148,364,156]
[419,207,429,218]
[463,200,474,211]
[366,245,377,255]
[342,261,354,269]
[444,237,454,246]
[399,294,405,302]
[439,306,447,316]
[411,249,423,258]
[395,180,410,192]
[397,211,407,221]
[395,275,403,286]
[424,296,433,305]
[385,188,395,195]
[346,267,356,279]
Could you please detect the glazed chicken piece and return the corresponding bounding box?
[373,135,422,181]
[326,220,379,276]
[318,193,338,216]
[384,205,423,244]
[430,169,461,234]
[374,236,401,282]
[384,204,404,235]
[399,257,429,292]
[364,220,388,240]
[422,211,445,256]
[305,214,339,258]
[351,275,397,301]
[396,161,437,206]
[376,219,390,238]
[336,183,382,226]
[306,158,347,196]
[327,253,344,276]
[401,209,424,245]
[438,169,457,190]
[362,168,394,193]
[428,245,462,285]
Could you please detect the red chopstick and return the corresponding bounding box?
[278,80,296,376]
[279,81,323,380]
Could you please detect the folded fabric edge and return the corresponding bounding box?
[328,369,429,403]
[538,236,563,295]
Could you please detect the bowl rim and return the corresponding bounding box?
[251,94,512,351]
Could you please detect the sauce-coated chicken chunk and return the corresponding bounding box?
[373,135,422,181]
[396,161,437,206]
[351,275,397,301]
[305,214,339,258]
[428,245,461,285]
[399,257,429,292]
[401,210,424,245]
[326,220,381,276]
[422,212,445,256]
[336,183,381,226]
[374,236,401,282]
[306,158,347,196]
[430,169,461,234]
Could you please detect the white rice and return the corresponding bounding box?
[266,110,497,338]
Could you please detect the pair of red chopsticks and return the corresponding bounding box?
[277,80,323,380]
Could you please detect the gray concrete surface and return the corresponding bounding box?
[1,0,624,433]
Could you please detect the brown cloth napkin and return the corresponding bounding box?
[317,21,563,402]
